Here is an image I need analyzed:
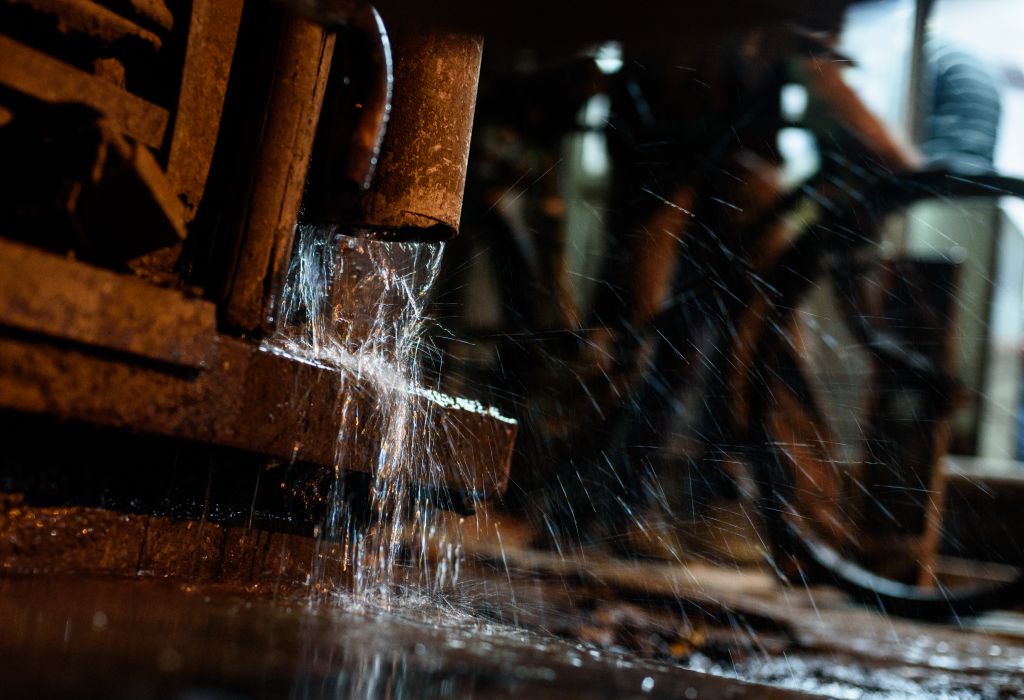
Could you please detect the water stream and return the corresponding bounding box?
[265,224,455,604]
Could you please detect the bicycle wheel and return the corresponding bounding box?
[724,170,1024,618]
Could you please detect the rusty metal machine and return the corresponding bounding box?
[0,0,512,582]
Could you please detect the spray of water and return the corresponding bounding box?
[265,224,455,604]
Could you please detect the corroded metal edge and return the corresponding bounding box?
[0,499,336,586]
[0,239,215,369]
[0,241,515,496]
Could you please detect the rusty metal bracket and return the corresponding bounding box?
[221,11,336,333]
[0,242,514,495]
[0,239,214,368]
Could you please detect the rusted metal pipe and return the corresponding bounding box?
[332,27,483,242]
[223,2,396,332]
[291,3,483,241]
[359,27,482,241]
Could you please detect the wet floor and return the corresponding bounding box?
[2,572,1022,699]
[0,574,808,700]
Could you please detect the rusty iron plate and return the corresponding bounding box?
[0,334,514,495]
[0,243,514,495]
[0,239,215,369]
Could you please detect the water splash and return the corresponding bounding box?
[265,224,454,603]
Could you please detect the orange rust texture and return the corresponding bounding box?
[357,28,483,238]
[223,13,336,332]
[0,496,342,587]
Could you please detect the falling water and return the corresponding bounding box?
[265,223,453,603]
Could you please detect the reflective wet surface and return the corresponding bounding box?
[0,575,809,700]
[3,572,1023,699]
